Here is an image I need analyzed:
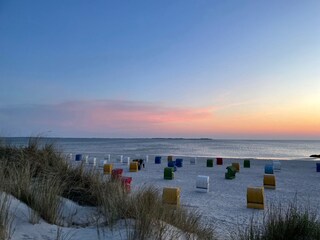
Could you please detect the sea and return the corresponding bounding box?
[3,138,320,161]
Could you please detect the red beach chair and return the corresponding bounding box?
[111,168,123,180]
[216,158,223,165]
[121,176,132,192]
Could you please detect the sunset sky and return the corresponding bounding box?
[1,1,319,139]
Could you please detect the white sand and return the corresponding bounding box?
[6,157,320,240]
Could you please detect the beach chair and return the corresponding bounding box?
[196,175,209,192]
[168,161,175,167]
[67,153,73,160]
[84,155,89,164]
[167,161,177,171]
[111,168,123,180]
[190,157,197,165]
[164,167,174,180]
[121,176,132,192]
[247,187,265,209]
[139,159,145,168]
[265,164,274,174]
[243,159,250,168]
[232,162,240,172]
[263,174,276,189]
[225,166,236,179]
[122,157,130,166]
[129,162,139,172]
[207,159,214,167]
[162,187,180,206]
[216,157,223,165]
[100,159,107,167]
[155,156,161,164]
[91,157,97,166]
[75,154,82,161]
[133,159,145,170]
[176,158,183,167]
[273,160,281,171]
[103,163,113,174]
[105,154,111,162]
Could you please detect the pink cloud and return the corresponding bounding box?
[1,99,319,139]
[0,100,216,137]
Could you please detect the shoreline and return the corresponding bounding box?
[65,153,318,162]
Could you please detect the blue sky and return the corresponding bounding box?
[1,1,319,138]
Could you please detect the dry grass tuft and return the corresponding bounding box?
[116,185,216,239]
[232,199,320,240]
[0,193,15,240]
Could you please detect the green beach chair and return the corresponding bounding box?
[164,167,174,180]
[244,159,250,168]
[225,166,236,179]
[207,159,214,167]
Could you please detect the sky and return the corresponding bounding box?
[0,0,319,139]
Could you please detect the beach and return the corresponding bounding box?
[6,154,320,240]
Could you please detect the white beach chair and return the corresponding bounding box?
[190,157,197,165]
[196,175,209,192]
[92,157,97,167]
[66,153,73,160]
[273,160,281,171]
[123,157,130,166]
[99,159,107,167]
[104,154,111,162]
[84,155,89,164]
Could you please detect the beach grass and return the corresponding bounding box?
[120,186,215,239]
[0,193,14,240]
[232,199,320,240]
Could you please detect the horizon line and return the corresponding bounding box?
[3,136,320,141]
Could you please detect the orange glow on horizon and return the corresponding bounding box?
[70,100,320,138]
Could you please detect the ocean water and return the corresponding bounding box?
[3,137,320,160]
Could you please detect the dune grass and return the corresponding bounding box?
[90,176,216,239]
[0,193,14,240]
[98,184,216,240]
[232,199,320,240]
